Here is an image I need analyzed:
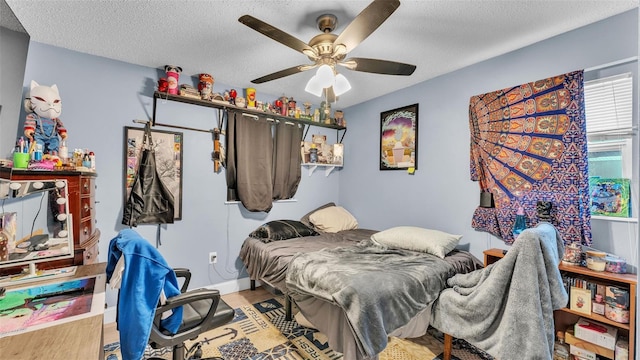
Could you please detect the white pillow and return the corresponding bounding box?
[371,226,462,258]
[309,206,358,233]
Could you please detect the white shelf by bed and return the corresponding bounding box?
[302,163,342,176]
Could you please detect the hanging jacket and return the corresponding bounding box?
[106,229,183,360]
[122,124,175,226]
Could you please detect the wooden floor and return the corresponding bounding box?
[103,286,273,346]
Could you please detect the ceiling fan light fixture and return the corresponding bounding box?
[333,73,351,96]
[305,75,324,97]
[316,64,335,88]
[242,0,416,100]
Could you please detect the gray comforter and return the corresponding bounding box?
[430,222,568,359]
[240,229,378,292]
[285,238,457,358]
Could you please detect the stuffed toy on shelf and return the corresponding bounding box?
[23,80,67,156]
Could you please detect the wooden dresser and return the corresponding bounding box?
[0,168,100,273]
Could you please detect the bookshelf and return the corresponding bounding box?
[483,248,636,358]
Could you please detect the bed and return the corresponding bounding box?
[239,205,483,360]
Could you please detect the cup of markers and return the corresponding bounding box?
[13,137,32,168]
[13,152,29,168]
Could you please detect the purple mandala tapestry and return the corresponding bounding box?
[469,70,591,245]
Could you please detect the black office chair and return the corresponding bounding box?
[147,268,236,360]
[107,230,235,360]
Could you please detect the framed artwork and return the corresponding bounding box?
[124,126,183,220]
[588,177,631,218]
[380,103,418,170]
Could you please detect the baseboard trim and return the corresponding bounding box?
[103,277,255,324]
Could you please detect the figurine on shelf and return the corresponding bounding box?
[245,88,256,108]
[279,96,288,116]
[320,101,331,124]
[309,143,318,163]
[229,89,237,105]
[274,99,283,114]
[198,73,214,100]
[164,65,182,95]
[287,97,296,117]
[235,96,246,108]
[157,78,168,92]
[23,80,67,156]
[334,110,344,126]
[303,102,312,116]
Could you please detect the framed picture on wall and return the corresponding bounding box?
[124,126,183,220]
[588,177,631,218]
[380,103,418,170]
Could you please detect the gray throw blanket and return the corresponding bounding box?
[430,222,568,359]
[286,239,456,358]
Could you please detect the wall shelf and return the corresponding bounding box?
[302,163,342,177]
[152,91,347,142]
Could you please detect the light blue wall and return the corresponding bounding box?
[19,44,340,306]
[339,9,639,266]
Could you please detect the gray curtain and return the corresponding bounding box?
[225,111,274,212]
[272,121,303,200]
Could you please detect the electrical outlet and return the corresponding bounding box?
[208,252,217,264]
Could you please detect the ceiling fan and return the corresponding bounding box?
[238,0,416,100]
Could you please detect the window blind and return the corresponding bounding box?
[584,73,633,135]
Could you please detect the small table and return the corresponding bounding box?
[0,263,107,360]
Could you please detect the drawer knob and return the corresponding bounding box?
[83,226,89,235]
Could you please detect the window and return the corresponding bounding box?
[585,73,633,179]
[584,73,634,218]
[587,138,632,179]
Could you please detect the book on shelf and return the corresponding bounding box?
[570,287,592,315]
[562,274,609,315]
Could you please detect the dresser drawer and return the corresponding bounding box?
[79,218,94,244]
[80,196,94,219]
[83,241,99,264]
[80,177,94,195]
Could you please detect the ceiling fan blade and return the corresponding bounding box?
[239,15,315,56]
[333,0,400,53]
[251,65,309,84]
[340,57,416,76]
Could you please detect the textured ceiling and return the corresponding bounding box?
[5,0,639,108]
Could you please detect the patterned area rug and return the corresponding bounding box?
[104,297,493,360]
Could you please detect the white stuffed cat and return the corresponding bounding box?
[23,80,67,155]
